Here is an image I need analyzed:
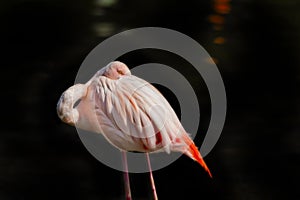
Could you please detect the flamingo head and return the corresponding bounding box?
[57,84,87,126]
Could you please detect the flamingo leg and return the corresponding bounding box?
[121,151,132,200]
[146,153,158,200]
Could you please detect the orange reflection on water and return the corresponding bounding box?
[205,57,219,65]
[213,36,226,45]
[213,0,231,14]
[207,0,231,66]
[208,14,225,25]
[209,0,231,30]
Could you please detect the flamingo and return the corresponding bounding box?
[57,61,212,200]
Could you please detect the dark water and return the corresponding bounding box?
[1,0,299,199]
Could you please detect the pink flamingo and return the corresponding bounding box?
[57,61,212,200]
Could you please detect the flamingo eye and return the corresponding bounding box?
[73,99,81,108]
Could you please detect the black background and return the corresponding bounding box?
[1,0,299,199]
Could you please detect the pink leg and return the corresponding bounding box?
[121,151,132,200]
[146,153,158,200]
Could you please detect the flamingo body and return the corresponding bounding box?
[57,61,212,177]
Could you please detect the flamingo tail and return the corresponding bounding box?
[183,134,213,178]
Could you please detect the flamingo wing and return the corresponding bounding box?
[92,74,184,152]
